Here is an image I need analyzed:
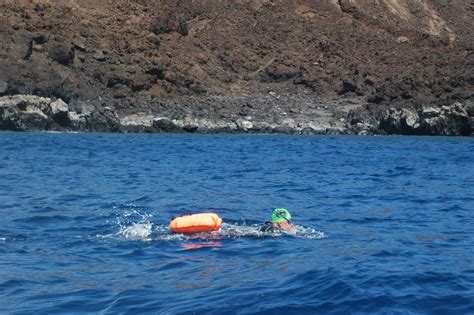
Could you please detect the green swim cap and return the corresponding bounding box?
[271,208,291,223]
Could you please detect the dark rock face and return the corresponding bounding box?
[47,40,74,65]
[380,108,421,135]
[86,108,120,132]
[418,103,472,136]
[152,117,181,132]
[379,103,472,136]
[0,1,472,136]
[0,95,118,132]
[0,96,51,131]
[339,81,363,96]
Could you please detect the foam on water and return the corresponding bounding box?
[219,222,326,239]
[120,222,153,241]
[118,209,153,241]
[113,218,325,241]
[97,208,155,241]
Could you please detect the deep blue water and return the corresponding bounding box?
[0,132,473,314]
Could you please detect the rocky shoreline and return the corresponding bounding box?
[1,2,472,137]
[1,94,472,136]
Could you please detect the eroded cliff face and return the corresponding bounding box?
[0,0,472,134]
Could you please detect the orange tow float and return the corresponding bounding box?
[169,213,222,233]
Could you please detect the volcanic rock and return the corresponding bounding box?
[0,1,472,136]
[379,103,471,135]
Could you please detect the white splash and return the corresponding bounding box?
[293,225,326,239]
[110,208,155,241]
[120,223,153,241]
[154,225,185,240]
[219,223,326,239]
[98,208,325,242]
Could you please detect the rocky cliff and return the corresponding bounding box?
[0,0,472,135]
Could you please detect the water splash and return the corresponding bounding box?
[219,223,326,239]
[150,222,325,240]
[117,209,154,241]
[98,208,325,242]
[293,225,326,239]
[96,207,155,241]
[120,223,153,241]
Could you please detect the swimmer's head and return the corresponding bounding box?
[271,208,292,224]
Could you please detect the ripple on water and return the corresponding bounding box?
[0,133,473,314]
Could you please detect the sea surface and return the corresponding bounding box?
[0,132,473,314]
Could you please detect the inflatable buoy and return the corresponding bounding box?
[169,213,222,233]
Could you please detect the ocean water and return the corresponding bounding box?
[0,132,473,315]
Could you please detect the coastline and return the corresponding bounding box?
[0,94,472,136]
[1,2,472,137]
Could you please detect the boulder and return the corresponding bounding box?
[380,107,420,134]
[153,117,181,131]
[67,111,87,129]
[419,102,471,135]
[338,80,363,95]
[350,122,375,135]
[281,118,297,129]
[380,102,472,135]
[7,95,51,113]
[86,108,120,132]
[48,41,74,65]
[0,95,52,131]
[253,121,274,132]
[305,122,329,134]
[50,99,68,115]
[183,123,199,132]
[49,99,70,127]
[364,76,376,86]
[236,118,253,131]
[340,81,357,93]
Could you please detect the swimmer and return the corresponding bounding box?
[259,208,294,232]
